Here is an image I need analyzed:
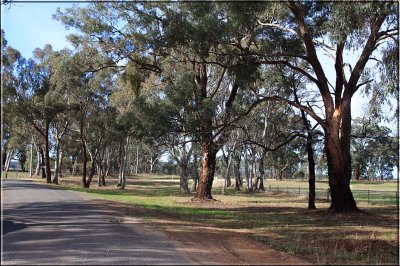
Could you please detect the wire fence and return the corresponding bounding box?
[268,185,399,206]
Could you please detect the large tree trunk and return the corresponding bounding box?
[194,135,217,200]
[325,131,358,212]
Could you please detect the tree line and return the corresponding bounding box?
[2,1,398,212]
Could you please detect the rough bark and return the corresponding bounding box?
[325,129,358,212]
[194,135,217,200]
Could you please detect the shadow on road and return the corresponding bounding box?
[2,220,28,235]
[2,180,190,265]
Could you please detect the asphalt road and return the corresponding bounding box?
[1,179,191,265]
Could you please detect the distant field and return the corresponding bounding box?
[3,171,398,265]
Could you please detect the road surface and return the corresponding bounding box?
[1,179,191,265]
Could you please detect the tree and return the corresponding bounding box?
[351,118,397,181]
[253,1,398,211]
[52,45,116,188]
[276,65,321,208]
[1,34,67,182]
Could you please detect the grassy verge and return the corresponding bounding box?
[3,172,399,264]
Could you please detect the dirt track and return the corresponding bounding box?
[103,200,311,265]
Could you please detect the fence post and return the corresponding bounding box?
[327,188,330,200]
[299,186,300,196]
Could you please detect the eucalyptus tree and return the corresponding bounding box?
[52,44,117,188]
[251,1,398,211]
[2,39,66,182]
[351,118,398,181]
[1,30,30,172]
[50,113,69,183]
[272,65,323,208]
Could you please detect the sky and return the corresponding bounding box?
[2,2,79,57]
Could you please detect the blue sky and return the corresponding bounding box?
[2,2,78,58]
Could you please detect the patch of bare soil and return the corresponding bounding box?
[93,199,311,265]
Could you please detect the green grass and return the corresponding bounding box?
[3,172,399,265]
